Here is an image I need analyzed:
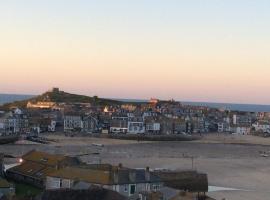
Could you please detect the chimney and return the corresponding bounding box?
[145,166,151,182]
[113,168,119,184]
[118,163,123,169]
[129,170,136,182]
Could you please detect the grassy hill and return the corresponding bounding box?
[0,89,122,110]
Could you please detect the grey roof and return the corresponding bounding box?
[117,169,161,184]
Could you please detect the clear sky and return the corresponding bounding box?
[0,0,270,104]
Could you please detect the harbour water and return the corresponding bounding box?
[0,94,34,105]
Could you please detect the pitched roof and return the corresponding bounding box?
[47,167,112,185]
[8,161,56,180]
[22,150,68,167]
[47,166,162,185]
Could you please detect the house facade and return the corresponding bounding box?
[64,115,82,132]
[64,114,99,133]
[128,117,145,134]
[252,121,270,133]
[46,165,163,198]
[110,119,128,134]
[0,111,29,134]
[231,126,251,135]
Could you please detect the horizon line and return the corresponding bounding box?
[1,92,270,107]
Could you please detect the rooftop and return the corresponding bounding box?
[22,150,70,167]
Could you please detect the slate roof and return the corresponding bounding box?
[47,167,162,185]
[7,150,80,182]
[8,161,56,180]
[22,150,68,167]
[48,167,112,185]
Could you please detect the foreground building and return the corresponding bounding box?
[6,150,80,188]
[46,164,163,198]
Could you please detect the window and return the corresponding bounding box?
[124,184,128,192]
[153,184,160,191]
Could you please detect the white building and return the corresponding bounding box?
[145,122,160,134]
[217,122,231,133]
[48,120,57,132]
[231,126,251,135]
[252,121,270,133]
[128,117,145,134]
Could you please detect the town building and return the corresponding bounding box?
[110,119,128,134]
[252,121,270,133]
[145,117,161,134]
[27,101,56,109]
[0,110,29,134]
[231,125,251,135]
[127,117,145,134]
[46,164,163,198]
[64,115,82,132]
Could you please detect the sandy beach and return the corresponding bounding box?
[1,133,270,200]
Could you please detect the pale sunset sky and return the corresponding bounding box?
[0,0,270,104]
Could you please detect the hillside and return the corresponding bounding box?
[0,89,122,110]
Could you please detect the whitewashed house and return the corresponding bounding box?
[217,122,231,133]
[48,120,57,132]
[231,126,251,135]
[128,117,145,134]
[252,121,270,133]
[145,122,160,134]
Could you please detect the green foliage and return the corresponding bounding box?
[14,182,42,198]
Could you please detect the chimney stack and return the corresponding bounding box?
[129,170,136,182]
[118,163,123,169]
[113,168,119,184]
[145,166,151,182]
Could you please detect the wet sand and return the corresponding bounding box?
[1,133,270,200]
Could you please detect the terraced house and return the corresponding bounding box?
[46,164,163,198]
[64,114,99,133]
